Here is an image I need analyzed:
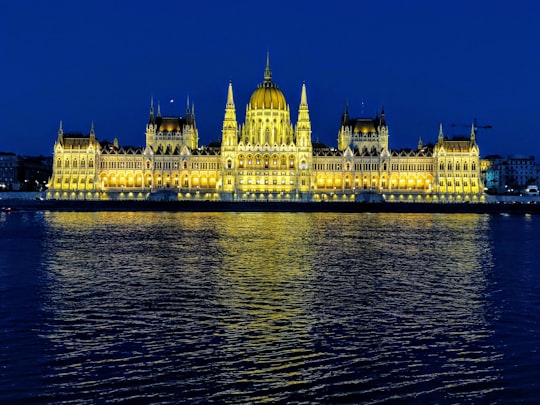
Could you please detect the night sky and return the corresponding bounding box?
[1,0,539,158]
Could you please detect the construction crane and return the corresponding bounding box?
[451,119,492,135]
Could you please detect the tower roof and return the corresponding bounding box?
[249,53,287,111]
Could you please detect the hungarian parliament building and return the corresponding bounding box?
[48,58,484,203]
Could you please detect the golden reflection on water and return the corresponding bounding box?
[40,211,499,401]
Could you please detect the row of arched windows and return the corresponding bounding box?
[439,161,477,171]
[57,158,94,168]
[237,154,296,169]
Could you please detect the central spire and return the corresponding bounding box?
[264,51,272,83]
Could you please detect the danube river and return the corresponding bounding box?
[1,210,539,403]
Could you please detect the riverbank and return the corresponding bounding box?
[2,198,540,214]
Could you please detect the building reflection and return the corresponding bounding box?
[40,211,502,401]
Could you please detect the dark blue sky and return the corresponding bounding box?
[1,0,539,157]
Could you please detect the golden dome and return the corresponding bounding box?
[249,83,287,110]
[248,54,287,110]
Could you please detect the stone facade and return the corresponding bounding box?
[48,57,484,203]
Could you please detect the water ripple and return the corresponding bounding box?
[2,212,540,402]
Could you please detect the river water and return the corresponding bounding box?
[1,210,539,403]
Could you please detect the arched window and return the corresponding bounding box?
[57,158,62,168]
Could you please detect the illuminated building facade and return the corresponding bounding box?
[48,57,484,203]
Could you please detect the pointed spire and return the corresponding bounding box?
[57,120,63,143]
[380,105,386,126]
[300,81,308,107]
[296,82,311,147]
[226,80,235,107]
[223,80,237,135]
[90,121,96,140]
[470,122,476,141]
[418,136,423,150]
[157,101,161,117]
[342,100,349,124]
[149,97,155,124]
[438,122,444,141]
[264,51,272,83]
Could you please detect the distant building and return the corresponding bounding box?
[48,56,484,203]
[481,155,538,194]
[0,153,52,191]
[0,152,19,191]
